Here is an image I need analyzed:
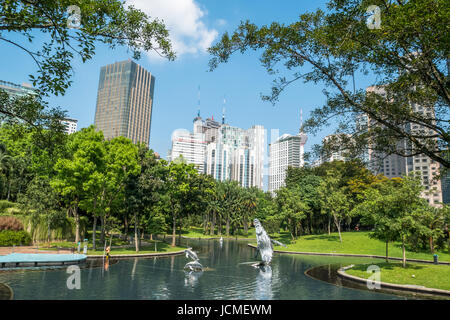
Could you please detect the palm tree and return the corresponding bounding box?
[0,148,11,199]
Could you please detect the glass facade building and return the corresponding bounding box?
[94,59,155,146]
[0,80,36,98]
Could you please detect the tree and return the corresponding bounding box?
[354,175,427,267]
[97,136,140,245]
[19,176,64,242]
[0,1,175,127]
[165,160,199,247]
[1,0,175,97]
[318,170,351,242]
[276,187,309,240]
[51,126,105,243]
[353,178,402,262]
[408,205,449,254]
[125,146,164,252]
[208,0,449,169]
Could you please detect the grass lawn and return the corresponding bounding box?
[39,240,186,256]
[265,231,450,263]
[85,241,186,256]
[178,226,256,239]
[345,262,450,291]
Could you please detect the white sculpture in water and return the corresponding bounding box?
[253,218,286,266]
[184,249,203,271]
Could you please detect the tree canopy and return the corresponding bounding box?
[208,0,449,169]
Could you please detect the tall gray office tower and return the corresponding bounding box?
[94,59,155,146]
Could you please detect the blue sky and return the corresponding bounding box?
[0,0,375,160]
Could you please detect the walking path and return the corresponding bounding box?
[0,246,71,256]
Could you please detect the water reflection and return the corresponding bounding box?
[255,265,273,300]
[184,270,203,288]
[0,239,404,300]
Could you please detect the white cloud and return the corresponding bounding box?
[126,0,218,60]
[216,19,227,27]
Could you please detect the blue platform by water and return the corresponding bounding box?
[0,253,86,268]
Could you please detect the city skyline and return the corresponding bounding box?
[0,0,372,160]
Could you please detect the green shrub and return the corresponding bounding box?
[0,200,16,213]
[0,216,24,231]
[0,230,32,246]
[21,215,88,242]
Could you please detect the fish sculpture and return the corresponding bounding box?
[184,249,203,271]
[253,218,286,265]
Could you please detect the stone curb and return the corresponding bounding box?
[247,244,450,265]
[165,235,257,240]
[337,265,450,297]
[0,282,13,300]
[86,248,188,260]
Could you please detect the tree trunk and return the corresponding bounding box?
[429,236,434,254]
[217,216,222,236]
[100,216,105,244]
[171,214,176,247]
[92,216,97,251]
[124,215,129,241]
[243,217,248,235]
[204,214,209,234]
[401,235,406,268]
[334,215,342,243]
[327,216,331,235]
[385,239,389,263]
[210,212,216,236]
[134,212,139,252]
[74,205,80,244]
[7,179,12,201]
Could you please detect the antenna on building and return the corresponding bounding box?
[300,108,303,133]
[197,85,201,117]
[222,95,226,124]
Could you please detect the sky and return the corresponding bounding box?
[0,0,377,161]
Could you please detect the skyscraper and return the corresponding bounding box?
[0,80,36,98]
[168,115,220,174]
[206,124,265,189]
[268,114,307,193]
[364,85,443,207]
[94,59,155,146]
[169,111,265,189]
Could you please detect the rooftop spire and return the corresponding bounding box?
[197,85,201,117]
[299,108,303,133]
[222,95,226,124]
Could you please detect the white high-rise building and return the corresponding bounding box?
[168,115,221,174]
[169,111,265,189]
[268,128,307,193]
[61,118,78,134]
[206,124,265,189]
[167,128,206,173]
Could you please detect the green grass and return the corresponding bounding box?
[178,226,256,239]
[40,239,186,256]
[86,241,186,256]
[346,262,450,291]
[265,231,450,263]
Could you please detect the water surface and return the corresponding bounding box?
[0,239,403,300]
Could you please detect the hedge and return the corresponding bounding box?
[0,230,32,246]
